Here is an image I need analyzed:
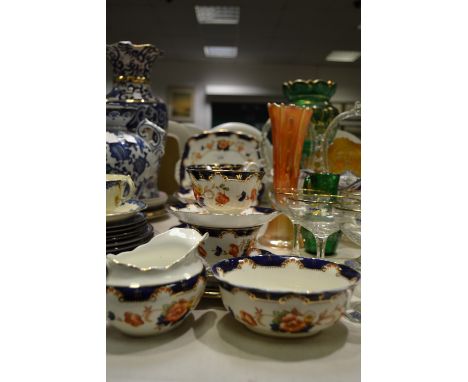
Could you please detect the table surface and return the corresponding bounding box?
[107,214,361,382]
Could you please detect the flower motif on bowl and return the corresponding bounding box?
[157,299,193,326]
[124,312,145,327]
[217,139,231,150]
[271,308,313,333]
[106,272,206,336]
[215,190,230,206]
[230,305,344,335]
[239,310,257,327]
[197,245,208,258]
[188,170,263,213]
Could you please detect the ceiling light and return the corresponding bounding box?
[195,6,240,24]
[326,51,360,62]
[204,46,238,58]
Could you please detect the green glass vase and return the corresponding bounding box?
[301,171,341,256]
[283,79,339,172]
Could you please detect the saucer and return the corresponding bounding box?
[142,191,168,209]
[168,203,279,229]
[107,212,146,231]
[106,200,147,223]
[106,232,154,255]
[107,220,147,235]
[107,224,154,247]
[107,223,152,243]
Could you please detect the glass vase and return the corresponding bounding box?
[257,103,313,250]
[283,79,339,172]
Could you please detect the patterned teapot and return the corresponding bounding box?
[106,41,168,200]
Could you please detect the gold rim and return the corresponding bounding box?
[114,75,150,84]
[274,190,360,210]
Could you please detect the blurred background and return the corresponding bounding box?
[107,0,360,133]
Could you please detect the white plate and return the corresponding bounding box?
[168,203,279,229]
[106,200,147,223]
[142,191,168,209]
[177,130,262,191]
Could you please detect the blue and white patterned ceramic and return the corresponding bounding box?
[211,252,360,338]
[106,41,168,200]
[106,228,207,336]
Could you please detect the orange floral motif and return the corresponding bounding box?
[206,142,214,149]
[250,188,257,201]
[215,192,230,205]
[165,299,191,323]
[124,312,144,327]
[236,144,245,152]
[278,309,310,333]
[217,140,230,150]
[240,310,257,326]
[246,240,256,256]
[193,184,203,200]
[194,152,202,159]
[197,245,207,258]
[229,244,239,257]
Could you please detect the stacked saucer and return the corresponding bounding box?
[106,174,155,254]
[107,212,154,254]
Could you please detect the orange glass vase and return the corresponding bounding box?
[258,103,313,249]
[269,103,313,190]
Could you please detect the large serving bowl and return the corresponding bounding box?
[192,224,262,267]
[186,164,264,214]
[106,228,207,336]
[211,252,360,338]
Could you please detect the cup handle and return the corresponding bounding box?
[122,176,136,203]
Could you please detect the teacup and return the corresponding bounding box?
[106,174,136,212]
[186,164,264,214]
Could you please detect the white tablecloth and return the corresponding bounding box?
[107,214,361,382]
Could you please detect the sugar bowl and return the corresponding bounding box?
[106,228,208,336]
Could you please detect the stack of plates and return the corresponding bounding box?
[106,213,154,254]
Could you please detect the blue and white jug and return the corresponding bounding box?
[106,41,167,200]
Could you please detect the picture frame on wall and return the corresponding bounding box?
[168,87,195,122]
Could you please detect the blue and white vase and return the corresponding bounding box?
[106,41,168,200]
